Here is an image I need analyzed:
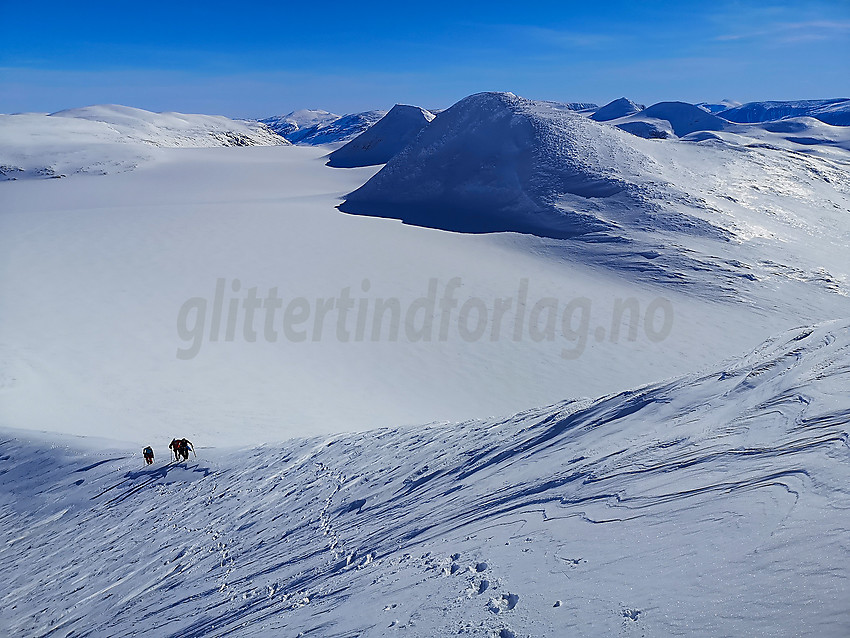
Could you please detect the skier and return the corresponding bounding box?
[143,446,154,465]
[169,438,182,461]
[178,438,195,461]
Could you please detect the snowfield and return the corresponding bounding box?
[2,321,849,637]
[2,90,850,636]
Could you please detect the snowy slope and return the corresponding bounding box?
[327,104,435,168]
[49,105,286,146]
[287,110,388,145]
[0,105,287,180]
[718,98,850,126]
[2,320,849,637]
[758,116,850,151]
[556,101,597,111]
[808,100,850,126]
[590,97,643,122]
[259,109,340,137]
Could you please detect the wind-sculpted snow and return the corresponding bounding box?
[2,321,849,637]
[0,105,287,180]
[327,104,435,167]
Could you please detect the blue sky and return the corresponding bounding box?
[1,0,848,117]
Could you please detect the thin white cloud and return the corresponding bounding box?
[497,25,619,49]
[715,19,850,43]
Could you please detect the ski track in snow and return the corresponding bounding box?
[1,321,849,637]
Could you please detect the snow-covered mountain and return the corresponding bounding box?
[340,92,642,238]
[614,101,730,137]
[557,101,597,111]
[696,99,742,114]
[717,98,850,126]
[2,319,848,637]
[327,104,435,168]
[286,110,388,145]
[590,97,643,121]
[341,90,850,320]
[0,104,287,180]
[259,109,340,137]
[46,105,286,147]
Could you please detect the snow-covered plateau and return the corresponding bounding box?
[1,91,849,636]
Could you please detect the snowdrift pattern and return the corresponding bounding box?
[2,321,849,637]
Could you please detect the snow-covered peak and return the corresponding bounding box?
[634,101,729,137]
[47,104,287,145]
[591,97,643,121]
[327,104,435,168]
[260,109,340,137]
[286,110,388,145]
[339,91,652,238]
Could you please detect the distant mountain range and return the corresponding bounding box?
[261,109,387,145]
[4,95,848,183]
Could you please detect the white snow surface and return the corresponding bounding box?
[0,104,287,180]
[1,320,849,637]
[327,104,435,168]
